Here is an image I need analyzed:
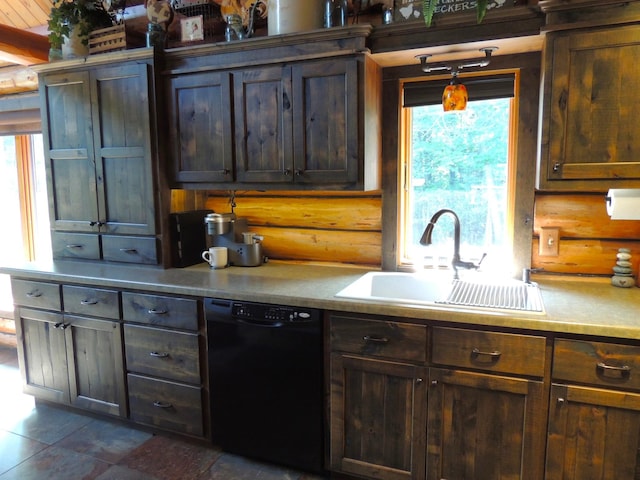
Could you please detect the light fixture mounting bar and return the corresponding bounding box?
[416,47,498,74]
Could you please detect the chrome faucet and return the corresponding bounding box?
[419,209,485,279]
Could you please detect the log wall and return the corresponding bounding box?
[532,192,640,277]
[171,190,640,276]
[171,190,383,267]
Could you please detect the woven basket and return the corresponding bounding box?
[89,24,127,55]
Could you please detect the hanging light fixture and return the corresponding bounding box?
[416,47,497,112]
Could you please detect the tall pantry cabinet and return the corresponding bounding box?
[37,50,169,266]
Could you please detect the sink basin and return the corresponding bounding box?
[335,271,453,306]
[335,271,545,313]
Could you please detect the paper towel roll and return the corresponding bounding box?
[606,189,640,220]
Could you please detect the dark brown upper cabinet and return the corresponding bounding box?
[163,26,381,191]
[38,51,167,265]
[538,23,640,191]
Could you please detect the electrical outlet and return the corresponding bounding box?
[539,227,560,257]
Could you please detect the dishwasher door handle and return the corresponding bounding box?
[237,318,284,328]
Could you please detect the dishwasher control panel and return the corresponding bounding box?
[232,302,320,322]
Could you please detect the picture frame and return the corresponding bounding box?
[181,15,204,42]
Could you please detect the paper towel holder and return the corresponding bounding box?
[605,188,640,220]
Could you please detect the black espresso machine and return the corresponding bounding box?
[204,212,266,267]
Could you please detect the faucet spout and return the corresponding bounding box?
[419,208,482,279]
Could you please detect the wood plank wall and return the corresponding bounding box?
[533,192,640,277]
[171,190,640,276]
[171,190,383,267]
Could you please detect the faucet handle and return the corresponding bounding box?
[476,253,487,268]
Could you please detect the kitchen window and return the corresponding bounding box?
[0,134,50,316]
[395,66,536,277]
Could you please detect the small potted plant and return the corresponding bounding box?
[48,0,114,59]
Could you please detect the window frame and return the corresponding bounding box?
[399,72,517,268]
[380,52,540,278]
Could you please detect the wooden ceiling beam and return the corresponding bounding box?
[0,23,49,65]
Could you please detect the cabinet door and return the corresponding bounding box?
[15,307,69,404]
[41,71,100,233]
[234,65,293,183]
[292,58,359,185]
[167,71,234,184]
[540,24,640,189]
[91,63,156,236]
[546,383,640,480]
[65,314,126,417]
[427,368,546,480]
[330,353,427,480]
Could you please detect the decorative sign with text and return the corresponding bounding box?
[394,0,510,22]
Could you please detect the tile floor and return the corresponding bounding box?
[0,339,329,480]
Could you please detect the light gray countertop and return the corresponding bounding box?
[2,260,639,339]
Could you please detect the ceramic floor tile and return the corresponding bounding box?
[201,453,304,480]
[95,464,162,480]
[6,403,93,445]
[119,434,221,480]
[55,418,154,464]
[0,445,110,480]
[0,430,48,476]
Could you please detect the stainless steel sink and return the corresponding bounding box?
[335,271,545,313]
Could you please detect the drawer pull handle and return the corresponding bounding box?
[597,362,631,377]
[148,308,168,315]
[65,244,84,249]
[120,248,138,254]
[472,348,502,359]
[153,401,173,409]
[80,299,98,306]
[363,335,389,343]
[53,322,64,329]
[26,291,42,298]
[149,351,169,358]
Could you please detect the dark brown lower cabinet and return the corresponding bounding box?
[65,315,126,417]
[330,353,428,480]
[427,368,546,480]
[16,307,69,404]
[15,308,126,417]
[546,384,640,479]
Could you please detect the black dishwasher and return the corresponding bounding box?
[205,298,325,474]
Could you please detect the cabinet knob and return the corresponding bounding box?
[557,397,565,405]
[431,380,438,386]
[284,169,291,176]
[552,162,561,173]
[295,169,304,176]
[416,378,423,384]
[221,169,230,175]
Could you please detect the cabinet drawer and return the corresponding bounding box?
[123,293,198,331]
[11,279,61,311]
[553,338,640,390]
[51,232,100,260]
[128,373,204,437]
[330,315,427,363]
[124,324,200,384]
[102,235,158,265]
[431,327,546,377]
[63,285,120,319]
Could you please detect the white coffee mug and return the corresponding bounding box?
[202,246,228,269]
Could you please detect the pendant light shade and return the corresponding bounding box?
[442,75,468,111]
